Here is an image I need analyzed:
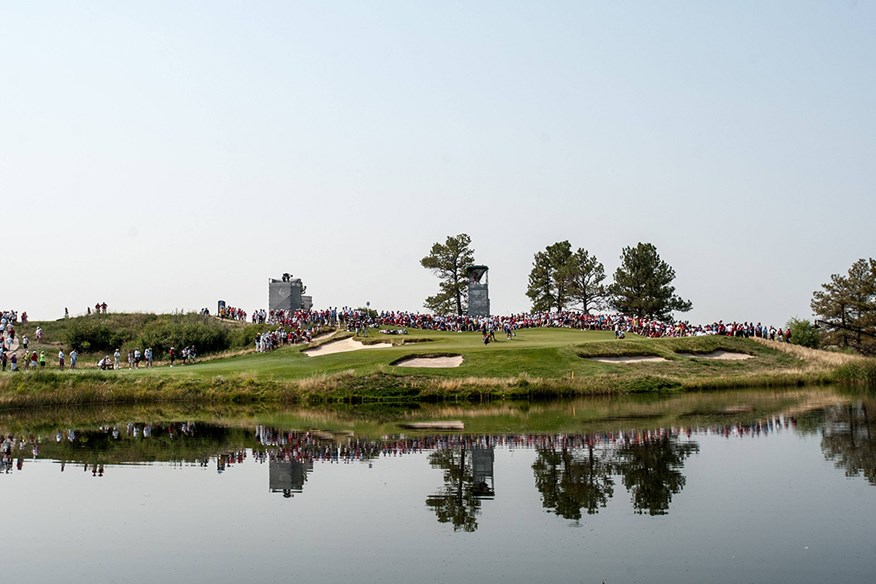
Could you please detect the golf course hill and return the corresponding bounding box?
[2,312,875,408]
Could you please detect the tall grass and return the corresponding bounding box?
[835,360,876,389]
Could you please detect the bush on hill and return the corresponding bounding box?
[65,317,138,352]
[138,317,231,356]
[62,313,267,356]
[787,317,821,350]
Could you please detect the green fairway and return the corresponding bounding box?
[165,328,622,379]
[131,327,805,384]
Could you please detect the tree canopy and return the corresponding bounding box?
[567,248,607,313]
[609,242,692,321]
[811,258,876,355]
[526,242,606,313]
[420,234,475,316]
[526,241,573,312]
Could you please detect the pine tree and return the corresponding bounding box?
[609,242,692,321]
[421,234,475,315]
[567,248,607,314]
[811,258,876,355]
[526,241,573,312]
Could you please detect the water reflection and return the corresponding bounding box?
[821,400,876,485]
[269,459,310,497]
[616,433,699,515]
[4,396,876,533]
[426,441,496,532]
[532,430,699,520]
[533,436,615,521]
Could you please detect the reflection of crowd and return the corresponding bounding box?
[255,426,382,463]
[0,414,803,477]
[216,450,247,474]
[2,432,38,474]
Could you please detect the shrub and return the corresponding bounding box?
[787,317,821,349]
[137,315,231,356]
[65,318,133,352]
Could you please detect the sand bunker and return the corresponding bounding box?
[395,355,464,368]
[590,355,668,364]
[678,351,753,361]
[304,338,391,357]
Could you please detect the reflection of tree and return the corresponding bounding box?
[426,446,484,532]
[615,434,699,515]
[821,402,876,485]
[533,439,614,521]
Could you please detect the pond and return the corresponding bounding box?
[2,388,875,584]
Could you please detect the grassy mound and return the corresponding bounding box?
[1,325,865,408]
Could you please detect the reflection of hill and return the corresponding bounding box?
[32,423,254,465]
[3,400,876,531]
[0,388,854,441]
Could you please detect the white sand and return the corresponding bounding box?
[590,356,668,364]
[678,351,753,361]
[395,355,464,368]
[304,338,391,357]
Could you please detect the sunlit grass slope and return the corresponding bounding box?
[1,325,856,407]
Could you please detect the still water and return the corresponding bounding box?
[2,388,875,584]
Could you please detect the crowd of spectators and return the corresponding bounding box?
[0,302,796,375]
[369,309,792,342]
[218,305,247,321]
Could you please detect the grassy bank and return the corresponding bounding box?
[2,324,868,408]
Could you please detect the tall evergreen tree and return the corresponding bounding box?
[567,248,607,314]
[421,234,475,316]
[811,258,876,355]
[526,241,573,312]
[609,242,692,321]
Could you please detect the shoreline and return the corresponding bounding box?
[0,366,842,410]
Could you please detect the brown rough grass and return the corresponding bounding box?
[750,338,863,367]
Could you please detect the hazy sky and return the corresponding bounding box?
[2,1,874,325]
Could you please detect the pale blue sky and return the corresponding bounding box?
[2,1,874,325]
